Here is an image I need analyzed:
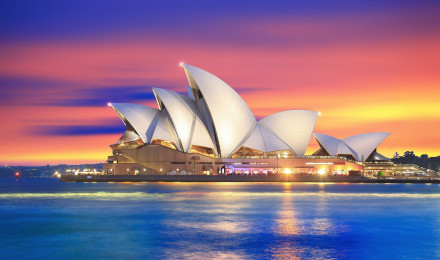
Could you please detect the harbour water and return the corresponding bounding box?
[0,178,439,259]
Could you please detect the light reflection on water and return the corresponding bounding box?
[0,179,439,259]
[268,186,342,260]
[0,192,166,200]
[270,188,303,260]
[1,191,440,200]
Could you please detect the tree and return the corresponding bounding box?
[403,151,416,159]
[421,154,428,161]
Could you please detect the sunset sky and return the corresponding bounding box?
[1,1,439,165]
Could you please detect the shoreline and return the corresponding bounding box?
[60,174,440,184]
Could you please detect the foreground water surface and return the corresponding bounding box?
[0,178,439,259]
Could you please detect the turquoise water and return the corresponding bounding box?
[0,178,439,259]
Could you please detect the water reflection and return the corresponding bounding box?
[172,220,249,233]
[162,241,247,260]
[270,185,303,259]
[1,181,439,259]
[160,189,254,259]
[0,192,166,200]
[274,184,301,236]
[2,191,440,200]
[309,190,333,236]
[269,185,341,259]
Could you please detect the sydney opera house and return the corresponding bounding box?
[103,64,391,175]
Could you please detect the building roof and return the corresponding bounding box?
[109,64,389,161]
[182,64,257,157]
[152,87,216,153]
[343,132,390,161]
[313,132,390,161]
[259,110,318,156]
[109,103,159,143]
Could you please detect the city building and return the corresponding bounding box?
[103,64,390,175]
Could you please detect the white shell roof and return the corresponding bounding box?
[312,132,341,155]
[196,98,218,149]
[259,110,318,156]
[191,117,218,152]
[258,124,291,152]
[183,64,257,157]
[240,125,266,152]
[337,142,358,159]
[153,88,195,152]
[117,130,141,143]
[152,88,215,153]
[369,152,389,161]
[312,132,357,158]
[110,103,159,143]
[343,132,390,161]
[108,65,390,161]
[151,109,181,150]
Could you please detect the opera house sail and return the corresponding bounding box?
[103,64,390,175]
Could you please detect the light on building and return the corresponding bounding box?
[179,62,184,67]
[317,168,326,175]
[306,162,334,165]
[107,102,112,107]
[284,168,291,174]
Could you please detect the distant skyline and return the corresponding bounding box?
[1,0,439,165]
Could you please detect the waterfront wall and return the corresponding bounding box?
[60,174,440,183]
